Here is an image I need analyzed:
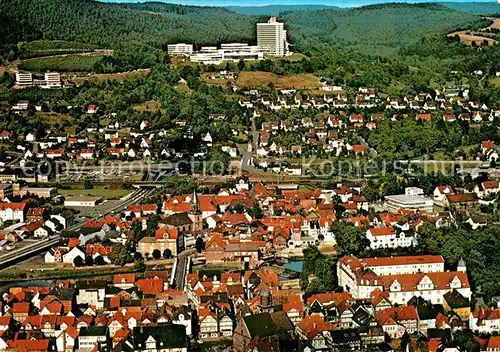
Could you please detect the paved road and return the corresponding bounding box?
[171,249,196,290]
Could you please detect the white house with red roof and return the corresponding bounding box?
[433,185,454,202]
[0,202,26,222]
[86,104,98,114]
[366,226,416,249]
[474,180,500,198]
[470,308,500,334]
[375,306,418,338]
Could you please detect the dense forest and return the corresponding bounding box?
[0,0,490,61]
[0,0,257,60]
[282,3,487,56]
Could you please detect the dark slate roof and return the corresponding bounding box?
[416,303,444,320]
[443,289,470,309]
[79,326,108,336]
[244,313,281,338]
[133,324,188,350]
[164,212,193,227]
[76,280,107,290]
[329,328,361,343]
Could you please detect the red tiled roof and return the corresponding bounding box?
[113,273,136,285]
[8,339,50,351]
[482,140,494,150]
[68,238,80,248]
[446,193,478,203]
[155,228,178,240]
[416,113,431,121]
[487,336,500,349]
[471,308,500,320]
[352,144,365,153]
[483,180,499,189]
[306,292,352,306]
[205,234,225,249]
[375,306,418,325]
[282,293,304,313]
[0,202,26,211]
[361,255,444,267]
[297,315,335,338]
[379,271,470,292]
[368,226,395,236]
[13,302,30,313]
[135,279,163,295]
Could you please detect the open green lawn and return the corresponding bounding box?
[491,76,500,87]
[20,54,105,72]
[59,186,131,200]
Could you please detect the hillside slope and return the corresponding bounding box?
[225,4,336,16]
[283,3,486,56]
[0,0,257,49]
[442,2,500,15]
[0,0,489,61]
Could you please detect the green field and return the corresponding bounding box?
[20,54,106,72]
[19,40,97,59]
[59,186,131,200]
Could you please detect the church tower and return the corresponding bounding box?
[189,189,203,232]
[457,258,467,272]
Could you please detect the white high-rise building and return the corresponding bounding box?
[43,72,61,88]
[167,43,194,56]
[15,72,33,86]
[257,17,288,56]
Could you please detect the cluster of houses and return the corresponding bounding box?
[35,174,499,272]
[0,186,74,249]
[0,275,190,351]
[1,253,499,351]
[6,102,200,164]
[238,86,377,111]
[239,82,500,169]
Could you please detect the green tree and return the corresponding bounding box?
[453,329,480,352]
[152,249,161,260]
[305,279,325,296]
[207,145,230,175]
[73,256,84,267]
[303,245,323,274]
[332,222,370,256]
[85,255,94,266]
[163,248,172,259]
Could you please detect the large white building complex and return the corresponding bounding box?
[167,17,289,64]
[338,255,471,305]
[15,72,33,86]
[257,17,288,56]
[167,43,194,56]
[384,187,434,212]
[187,43,264,65]
[15,71,61,88]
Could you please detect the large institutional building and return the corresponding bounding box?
[257,17,288,56]
[167,17,288,64]
[189,43,264,65]
[337,255,471,305]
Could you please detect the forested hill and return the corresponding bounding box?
[281,3,487,56]
[225,4,336,16]
[0,0,257,49]
[0,0,488,61]
[442,2,500,15]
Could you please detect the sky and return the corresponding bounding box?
[103,0,499,7]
